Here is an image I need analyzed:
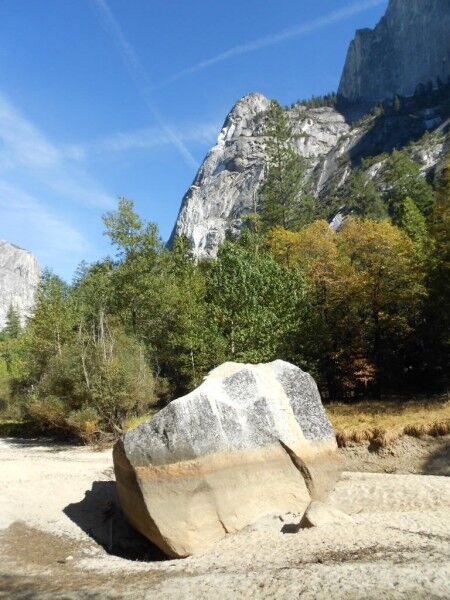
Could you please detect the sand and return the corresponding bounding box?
[1,436,449,599]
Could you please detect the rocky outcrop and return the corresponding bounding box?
[170,0,450,259]
[338,0,450,103]
[169,93,269,259]
[114,360,341,557]
[171,97,449,258]
[170,94,349,258]
[299,501,353,529]
[0,241,40,329]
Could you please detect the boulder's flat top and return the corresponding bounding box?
[1,437,449,599]
[123,361,335,468]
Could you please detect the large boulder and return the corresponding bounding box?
[113,360,341,557]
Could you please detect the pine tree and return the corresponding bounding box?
[397,197,428,253]
[425,154,450,385]
[297,195,317,229]
[345,170,388,220]
[259,100,304,231]
[383,150,435,219]
[4,305,21,338]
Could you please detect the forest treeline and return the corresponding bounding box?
[0,101,449,441]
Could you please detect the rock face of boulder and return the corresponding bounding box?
[114,360,341,558]
[0,240,40,329]
[338,0,450,103]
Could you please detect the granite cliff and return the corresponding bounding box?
[0,241,40,329]
[171,93,449,257]
[338,0,450,104]
[171,0,450,258]
[170,95,350,258]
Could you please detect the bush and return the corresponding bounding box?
[27,395,68,431]
[24,318,157,441]
[66,407,100,443]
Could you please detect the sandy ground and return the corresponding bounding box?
[1,436,449,599]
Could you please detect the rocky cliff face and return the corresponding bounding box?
[0,241,40,329]
[169,93,269,258]
[171,94,448,258]
[338,0,450,103]
[171,0,450,259]
[170,94,349,258]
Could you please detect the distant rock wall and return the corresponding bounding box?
[170,95,449,259]
[338,0,450,103]
[0,241,40,329]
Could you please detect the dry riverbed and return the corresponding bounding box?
[1,436,449,599]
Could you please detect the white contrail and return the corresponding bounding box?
[158,0,386,88]
[92,0,198,169]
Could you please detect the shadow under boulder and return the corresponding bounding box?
[64,481,167,562]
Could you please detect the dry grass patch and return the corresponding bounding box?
[326,397,450,447]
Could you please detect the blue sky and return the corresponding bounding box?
[0,0,388,280]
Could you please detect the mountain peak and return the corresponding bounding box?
[338,0,450,104]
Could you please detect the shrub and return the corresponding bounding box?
[27,395,68,431]
[24,317,157,441]
[66,407,100,443]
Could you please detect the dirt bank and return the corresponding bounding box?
[0,436,449,599]
[340,433,450,476]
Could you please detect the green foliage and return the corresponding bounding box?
[297,195,317,229]
[24,271,75,382]
[161,235,225,392]
[343,170,388,220]
[4,306,21,339]
[259,100,305,231]
[397,197,429,253]
[103,198,164,341]
[207,231,308,363]
[291,92,337,110]
[383,150,435,219]
[103,197,149,258]
[26,316,156,439]
[0,358,11,410]
[103,202,220,395]
[423,154,450,385]
[3,163,447,433]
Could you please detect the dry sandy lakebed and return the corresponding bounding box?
[0,436,449,599]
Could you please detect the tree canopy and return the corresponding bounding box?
[1,143,448,440]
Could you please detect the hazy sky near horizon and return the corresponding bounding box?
[0,0,388,280]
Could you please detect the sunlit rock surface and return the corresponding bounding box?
[170,0,450,260]
[114,360,341,558]
[0,240,40,329]
[169,94,349,258]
